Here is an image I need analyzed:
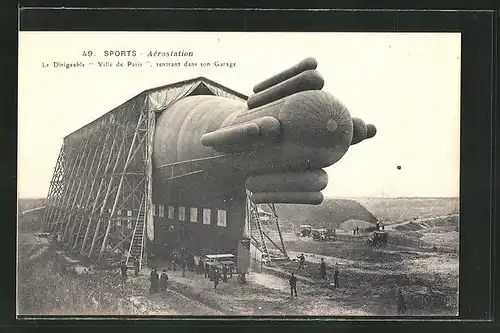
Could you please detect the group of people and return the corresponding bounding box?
[118,257,141,284]
[149,268,170,294]
[292,254,407,314]
[290,254,340,297]
[352,226,361,235]
[204,261,232,289]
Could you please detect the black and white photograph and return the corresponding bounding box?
[17,32,460,317]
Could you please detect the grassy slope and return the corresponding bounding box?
[353,197,459,224]
[18,198,46,212]
[273,199,378,231]
[272,197,459,231]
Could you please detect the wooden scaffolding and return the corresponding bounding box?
[42,77,249,268]
[42,98,154,268]
[247,192,289,263]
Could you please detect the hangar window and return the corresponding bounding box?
[117,210,122,216]
[152,204,156,216]
[115,220,120,227]
[179,206,186,221]
[217,209,227,227]
[127,210,132,217]
[203,209,211,225]
[168,206,174,219]
[127,220,132,229]
[190,207,198,222]
[159,204,165,217]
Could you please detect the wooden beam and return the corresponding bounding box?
[43,145,65,231]
[80,123,120,255]
[261,229,287,257]
[52,139,87,234]
[99,112,144,259]
[89,119,129,257]
[62,134,94,241]
[67,127,110,247]
[110,229,134,252]
[270,203,288,258]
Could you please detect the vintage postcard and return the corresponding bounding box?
[17,32,460,317]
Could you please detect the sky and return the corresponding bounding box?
[18,32,461,199]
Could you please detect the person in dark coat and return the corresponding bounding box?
[297,253,305,270]
[289,273,298,297]
[213,269,220,289]
[397,289,407,314]
[333,265,340,288]
[320,258,327,280]
[188,252,195,272]
[159,269,169,292]
[133,258,140,277]
[119,260,127,284]
[204,262,210,278]
[149,268,159,294]
[182,259,187,277]
[376,222,380,231]
[172,253,178,271]
[199,259,204,275]
[222,265,228,283]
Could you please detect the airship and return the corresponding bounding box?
[43,57,377,263]
[151,57,377,255]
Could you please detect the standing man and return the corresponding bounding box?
[333,264,340,288]
[172,253,178,271]
[194,255,200,274]
[159,269,169,292]
[134,257,140,277]
[149,268,159,294]
[397,289,407,314]
[119,260,127,284]
[320,258,327,280]
[182,259,187,277]
[213,269,220,289]
[188,252,195,272]
[297,253,305,270]
[222,264,228,283]
[289,273,298,297]
[204,261,210,278]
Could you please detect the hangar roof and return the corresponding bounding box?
[64,77,248,141]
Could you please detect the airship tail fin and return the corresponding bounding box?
[252,57,318,93]
[351,118,377,145]
[247,69,324,110]
[201,116,282,150]
[246,169,328,205]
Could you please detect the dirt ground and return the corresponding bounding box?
[18,226,458,317]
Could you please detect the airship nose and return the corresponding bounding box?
[279,90,354,151]
[326,119,338,133]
